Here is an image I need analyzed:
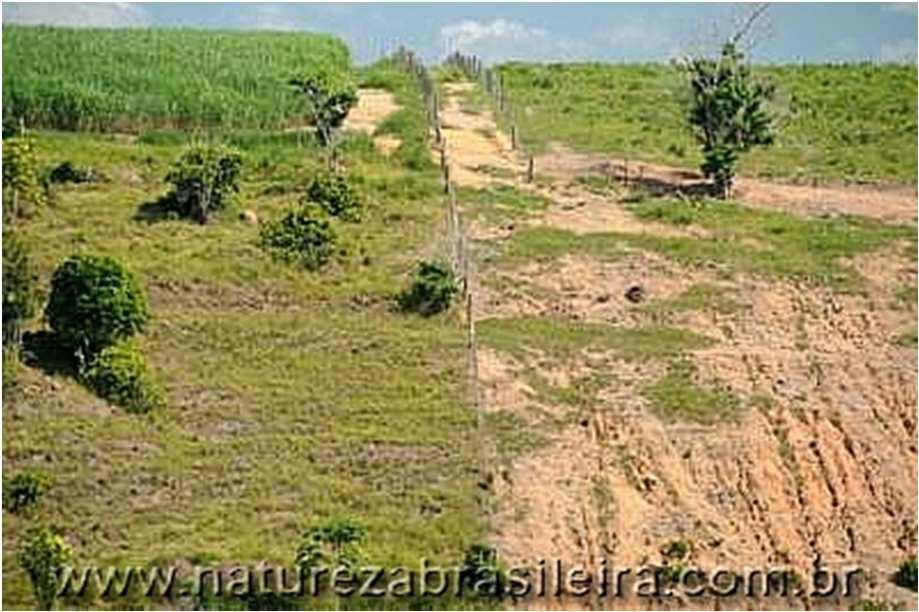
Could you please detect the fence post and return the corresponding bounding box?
[527,155,534,183]
[511,124,517,150]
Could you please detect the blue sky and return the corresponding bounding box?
[3,2,917,65]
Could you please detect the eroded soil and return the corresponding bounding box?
[437,80,919,609]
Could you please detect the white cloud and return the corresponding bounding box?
[880,37,918,63]
[439,18,591,63]
[3,2,149,27]
[441,19,546,51]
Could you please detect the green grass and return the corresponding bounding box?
[494,198,914,291]
[638,283,742,318]
[477,316,713,362]
[459,184,552,225]
[493,226,623,265]
[496,62,918,183]
[2,62,487,610]
[625,197,915,290]
[642,360,741,424]
[3,26,352,131]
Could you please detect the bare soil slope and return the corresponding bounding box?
[437,81,918,610]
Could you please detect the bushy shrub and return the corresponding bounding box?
[2,229,40,347]
[259,206,337,271]
[80,342,163,413]
[45,255,149,357]
[304,172,362,222]
[2,130,46,218]
[895,556,917,591]
[398,261,458,316]
[18,525,73,610]
[164,144,242,223]
[3,470,50,514]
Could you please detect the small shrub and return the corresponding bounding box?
[295,517,366,570]
[80,342,163,413]
[164,144,242,223]
[48,161,102,184]
[304,172,362,222]
[2,229,40,347]
[3,470,50,514]
[2,130,46,218]
[18,525,73,610]
[45,255,149,357]
[894,556,917,591]
[259,206,337,271]
[398,261,458,316]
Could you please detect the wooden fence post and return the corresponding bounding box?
[527,155,534,183]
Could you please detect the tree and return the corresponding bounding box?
[2,229,40,347]
[18,525,73,610]
[289,70,357,148]
[679,39,775,198]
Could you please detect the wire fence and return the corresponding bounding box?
[392,48,481,420]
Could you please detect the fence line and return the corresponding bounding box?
[392,47,482,424]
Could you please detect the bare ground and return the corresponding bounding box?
[342,87,402,154]
[438,81,918,609]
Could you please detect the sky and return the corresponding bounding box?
[3,2,917,65]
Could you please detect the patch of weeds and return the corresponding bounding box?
[498,227,624,265]
[474,164,516,180]
[483,410,545,460]
[894,555,917,591]
[638,283,741,318]
[622,197,914,290]
[460,185,552,225]
[642,359,741,424]
[893,282,918,310]
[661,538,692,560]
[523,370,614,410]
[478,316,713,362]
[575,173,621,196]
[894,327,917,347]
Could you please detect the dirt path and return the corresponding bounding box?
[535,143,918,224]
[342,88,401,154]
[437,80,917,609]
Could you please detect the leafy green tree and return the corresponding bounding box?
[2,229,40,347]
[45,255,149,360]
[295,518,366,571]
[18,525,73,610]
[164,144,242,224]
[680,42,775,198]
[289,70,357,147]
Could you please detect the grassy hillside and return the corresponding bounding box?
[2,60,489,609]
[2,26,351,131]
[496,62,918,183]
